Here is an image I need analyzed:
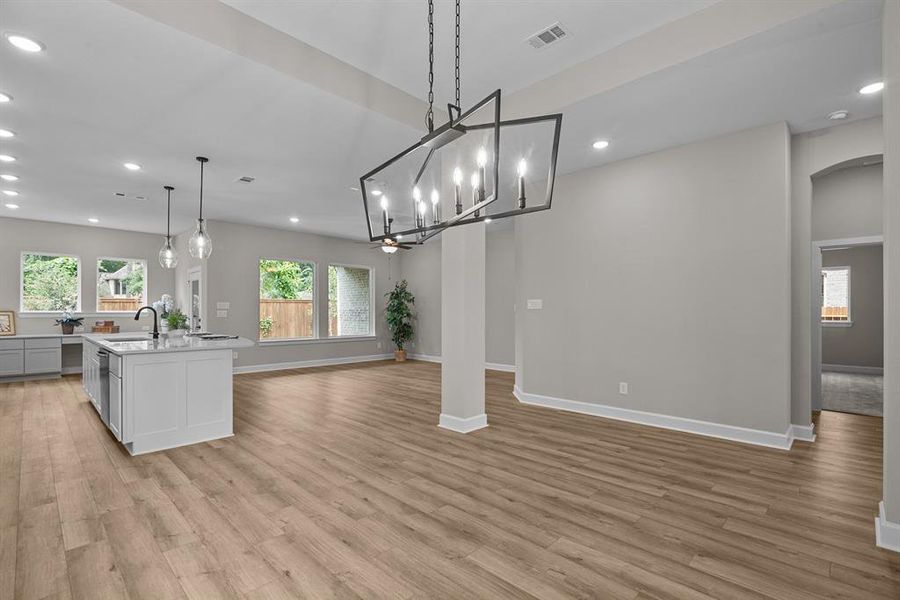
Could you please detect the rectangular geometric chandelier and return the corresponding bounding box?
[360,0,562,248]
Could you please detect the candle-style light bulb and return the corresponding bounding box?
[413,186,421,202]
[517,158,527,209]
[430,189,440,224]
[453,167,463,214]
[475,147,487,207]
[380,196,389,234]
[476,147,487,168]
[471,172,481,217]
[380,196,388,211]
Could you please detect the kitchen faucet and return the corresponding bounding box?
[134,306,159,339]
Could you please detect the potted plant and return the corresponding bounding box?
[385,280,415,361]
[165,308,189,339]
[55,311,84,335]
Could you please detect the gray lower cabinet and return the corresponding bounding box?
[0,349,24,376]
[25,347,62,374]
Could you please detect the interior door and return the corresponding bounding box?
[188,268,202,332]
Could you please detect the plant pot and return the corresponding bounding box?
[61,323,75,335]
[394,349,407,362]
[167,329,187,339]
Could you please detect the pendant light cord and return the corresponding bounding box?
[199,160,205,221]
[166,188,171,238]
[426,0,435,132]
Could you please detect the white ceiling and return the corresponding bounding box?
[0,0,885,240]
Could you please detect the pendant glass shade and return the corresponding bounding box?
[159,236,178,269]
[188,219,212,259]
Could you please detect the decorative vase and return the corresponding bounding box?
[394,349,407,362]
[61,323,74,335]
[160,321,169,334]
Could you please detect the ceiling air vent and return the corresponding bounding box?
[236,176,255,184]
[526,22,570,49]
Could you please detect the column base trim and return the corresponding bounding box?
[439,413,488,433]
[876,501,900,553]
[790,423,816,442]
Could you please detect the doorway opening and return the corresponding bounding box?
[187,266,203,332]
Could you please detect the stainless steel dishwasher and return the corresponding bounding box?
[96,348,110,428]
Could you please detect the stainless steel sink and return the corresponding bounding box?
[103,337,151,342]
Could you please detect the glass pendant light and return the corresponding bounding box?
[158,185,178,269]
[188,156,212,259]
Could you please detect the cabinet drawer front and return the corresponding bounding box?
[110,354,121,377]
[25,337,61,349]
[0,350,24,376]
[0,339,24,351]
[24,348,61,374]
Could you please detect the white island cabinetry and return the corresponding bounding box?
[82,333,253,455]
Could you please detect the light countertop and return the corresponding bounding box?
[82,332,255,355]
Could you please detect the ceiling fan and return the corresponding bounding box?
[372,237,413,254]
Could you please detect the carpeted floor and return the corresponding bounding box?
[821,370,883,416]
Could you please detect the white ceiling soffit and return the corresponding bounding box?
[220,0,719,106]
[556,0,884,175]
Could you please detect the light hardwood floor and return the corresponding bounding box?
[1,360,898,599]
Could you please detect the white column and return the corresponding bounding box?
[877,0,900,553]
[439,223,487,433]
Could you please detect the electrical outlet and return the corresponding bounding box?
[619,382,629,395]
[232,352,238,360]
[526,299,543,310]
[216,310,227,318]
[377,341,382,349]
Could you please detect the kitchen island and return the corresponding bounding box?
[82,332,254,455]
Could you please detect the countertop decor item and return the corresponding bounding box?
[55,311,84,335]
[188,156,212,259]
[159,185,178,269]
[165,308,189,332]
[385,280,415,361]
[0,310,15,336]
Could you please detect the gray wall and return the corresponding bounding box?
[812,163,883,241]
[516,122,792,434]
[194,220,393,369]
[821,245,883,369]
[397,226,516,366]
[0,216,177,369]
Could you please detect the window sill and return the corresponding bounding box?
[822,321,853,328]
[17,311,146,319]
[257,335,377,346]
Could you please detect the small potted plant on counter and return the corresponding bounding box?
[165,308,189,339]
[385,280,415,361]
[55,311,84,335]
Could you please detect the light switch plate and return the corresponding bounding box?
[216,310,227,318]
[216,302,230,310]
[526,299,543,310]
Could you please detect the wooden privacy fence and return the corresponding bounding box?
[259,299,316,339]
[822,306,849,321]
[98,298,141,312]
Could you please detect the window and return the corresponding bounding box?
[259,259,315,340]
[328,265,373,337]
[822,266,851,324]
[97,258,146,312]
[20,252,81,312]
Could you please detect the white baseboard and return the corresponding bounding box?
[233,353,392,374]
[790,422,816,442]
[408,354,515,373]
[513,385,794,450]
[438,413,488,433]
[875,501,900,553]
[823,364,884,375]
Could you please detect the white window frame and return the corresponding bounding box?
[96,256,149,313]
[19,251,82,314]
[257,257,318,342]
[327,263,375,338]
[821,265,852,327]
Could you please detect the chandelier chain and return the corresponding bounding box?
[455,0,460,111]
[426,0,435,132]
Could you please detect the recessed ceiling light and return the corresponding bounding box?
[828,110,849,120]
[0,155,16,162]
[0,92,11,103]
[5,203,18,209]
[2,190,18,196]
[88,218,99,223]
[859,81,884,95]
[0,129,14,138]
[0,174,18,181]
[289,217,300,223]
[592,140,610,150]
[6,34,44,53]
[123,162,141,171]
[371,189,382,196]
